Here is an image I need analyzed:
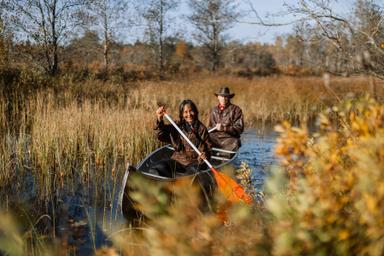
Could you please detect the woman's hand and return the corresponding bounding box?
[156,106,166,121]
[198,152,207,163]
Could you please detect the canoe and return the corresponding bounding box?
[119,145,239,223]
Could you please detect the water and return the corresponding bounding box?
[235,128,279,191]
[2,127,280,254]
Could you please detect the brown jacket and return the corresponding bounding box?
[155,119,211,166]
[209,103,244,150]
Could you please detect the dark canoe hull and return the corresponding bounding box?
[120,145,238,223]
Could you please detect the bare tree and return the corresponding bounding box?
[286,0,384,79]
[5,0,88,75]
[0,1,10,67]
[142,0,178,79]
[62,30,102,69]
[188,0,239,71]
[89,0,130,71]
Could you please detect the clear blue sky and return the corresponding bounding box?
[228,0,357,44]
[125,0,378,44]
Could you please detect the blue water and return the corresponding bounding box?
[235,128,279,191]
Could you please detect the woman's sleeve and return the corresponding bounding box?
[200,126,212,160]
[154,119,172,143]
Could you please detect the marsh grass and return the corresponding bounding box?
[3,74,377,203]
[129,75,383,124]
[0,75,383,254]
[102,96,384,255]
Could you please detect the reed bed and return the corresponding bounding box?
[0,75,382,204]
[131,75,383,124]
[0,75,383,254]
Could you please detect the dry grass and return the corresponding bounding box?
[0,75,382,198]
[105,96,384,256]
[131,75,383,124]
[0,74,383,254]
[0,75,382,200]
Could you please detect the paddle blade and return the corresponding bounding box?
[211,168,253,204]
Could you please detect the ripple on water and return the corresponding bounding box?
[235,129,279,191]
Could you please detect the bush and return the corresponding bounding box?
[271,96,384,255]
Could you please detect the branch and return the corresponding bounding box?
[239,0,297,27]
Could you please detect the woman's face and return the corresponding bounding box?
[183,104,196,124]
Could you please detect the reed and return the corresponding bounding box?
[0,74,383,254]
[130,75,383,124]
[1,75,382,204]
[103,96,384,255]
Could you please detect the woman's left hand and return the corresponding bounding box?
[198,152,207,163]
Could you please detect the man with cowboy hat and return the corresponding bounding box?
[209,87,244,151]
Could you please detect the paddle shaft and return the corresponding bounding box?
[163,113,213,169]
[208,127,217,133]
[164,113,252,204]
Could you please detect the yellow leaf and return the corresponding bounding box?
[338,230,350,240]
[364,194,378,213]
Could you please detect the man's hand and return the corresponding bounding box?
[215,123,223,131]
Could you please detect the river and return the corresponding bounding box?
[235,128,279,191]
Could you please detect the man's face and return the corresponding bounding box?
[218,95,229,105]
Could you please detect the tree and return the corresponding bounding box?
[5,0,88,75]
[0,2,10,68]
[142,0,178,78]
[188,0,239,71]
[285,0,384,79]
[224,42,277,76]
[63,30,102,69]
[352,0,384,77]
[89,0,130,71]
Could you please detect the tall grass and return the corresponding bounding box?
[0,74,383,254]
[0,75,382,204]
[104,96,384,255]
[130,75,383,124]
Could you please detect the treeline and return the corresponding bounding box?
[0,0,383,82]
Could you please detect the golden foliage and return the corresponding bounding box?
[271,96,384,255]
[112,174,268,256]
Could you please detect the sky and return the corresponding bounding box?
[227,0,357,44]
[228,0,296,43]
[125,0,380,45]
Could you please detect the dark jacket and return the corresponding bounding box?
[208,103,244,150]
[155,119,211,166]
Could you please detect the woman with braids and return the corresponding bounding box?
[149,99,211,177]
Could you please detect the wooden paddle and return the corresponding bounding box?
[163,113,253,204]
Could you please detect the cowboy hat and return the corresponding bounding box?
[214,87,235,98]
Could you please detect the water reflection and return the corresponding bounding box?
[235,128,279,192]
